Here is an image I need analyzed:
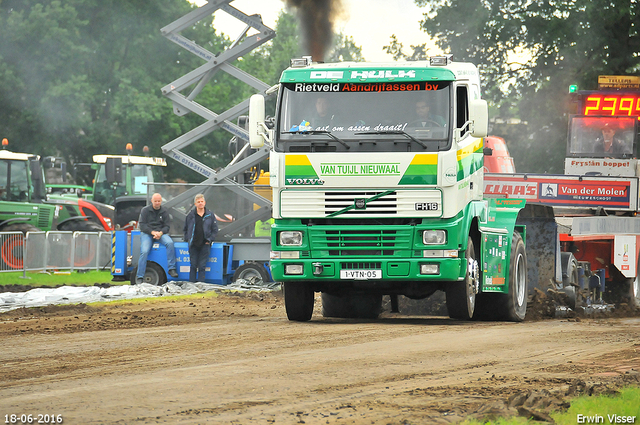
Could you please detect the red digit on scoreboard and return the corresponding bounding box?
[619,97,634,115]
[584,95,601,115]
[602,97,617,115]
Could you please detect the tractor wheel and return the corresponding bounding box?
[446,236,478,320]
[58,219,104,232]
[0,223,40,269]
[321,292,382,319]
[283,282,314,322]
[560,266,580,310]
[232,262,271,284]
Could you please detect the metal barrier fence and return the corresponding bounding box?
[0,231,112,274]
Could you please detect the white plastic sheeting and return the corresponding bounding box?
[0,280,281,313]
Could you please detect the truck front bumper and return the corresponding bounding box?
[270,256,464,283]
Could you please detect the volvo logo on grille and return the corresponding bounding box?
[354,198,367,209]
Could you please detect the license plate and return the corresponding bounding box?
[340,270,382,280]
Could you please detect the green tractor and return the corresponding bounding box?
[0,140,115,270]
[43,145,167,231]
[0,141,113,234]
[0,148,57,234]
[43,156,114,232]
[88,145,167,230]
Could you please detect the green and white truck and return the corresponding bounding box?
[249,56,528,322]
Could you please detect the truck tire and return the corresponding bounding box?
[131,262,167,286]
[283,282,314,321]
[0,223,40,269]
[497,232,528,321]
[321,292,382,319]
[232,262,271,284]
[446,236,478,320]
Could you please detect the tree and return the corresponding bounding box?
[407,0,640,172]
[0,0,232,182]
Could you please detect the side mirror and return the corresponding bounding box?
[249,94,266,148]
[469,99,488,138]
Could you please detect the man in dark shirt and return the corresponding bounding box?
[136,193,178,284]
[183,194,218,282]
[594,123,628,155]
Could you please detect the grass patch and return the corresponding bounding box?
[0,270,117,287]
[552,386,640,424]
[459,386,640,425]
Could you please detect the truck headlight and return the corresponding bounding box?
[420,263,440,275]
[284,264,304,275]
[279,231,303,246]
[423,230,446,245]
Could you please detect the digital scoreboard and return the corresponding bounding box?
[581,93,640,118]
[579,75,640,118]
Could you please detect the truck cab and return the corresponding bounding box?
[250,57,528,322]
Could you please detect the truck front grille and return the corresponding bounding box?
[280,189,441,218]
[309,227,412,257]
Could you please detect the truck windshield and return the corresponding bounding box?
[94,163,164,204]
[568,116,637,158]
[130,164,162,194]
[277,82,451,152]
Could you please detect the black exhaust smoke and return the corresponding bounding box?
[285,0,343,62]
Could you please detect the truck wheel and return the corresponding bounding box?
[283,282,314,321]
[498,232,528,322]
[446,237,478,320]
[132,262,167,286]
[321,292,382,319]
[232,263,271,283]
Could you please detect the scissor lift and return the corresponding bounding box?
[159,0,276,239]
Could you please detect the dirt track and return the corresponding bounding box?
[1,290,639,424]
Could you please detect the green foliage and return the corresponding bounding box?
[0,0,197,177]
[384,34,430,61]
[408,0,640,173]
[327,33,364,62]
